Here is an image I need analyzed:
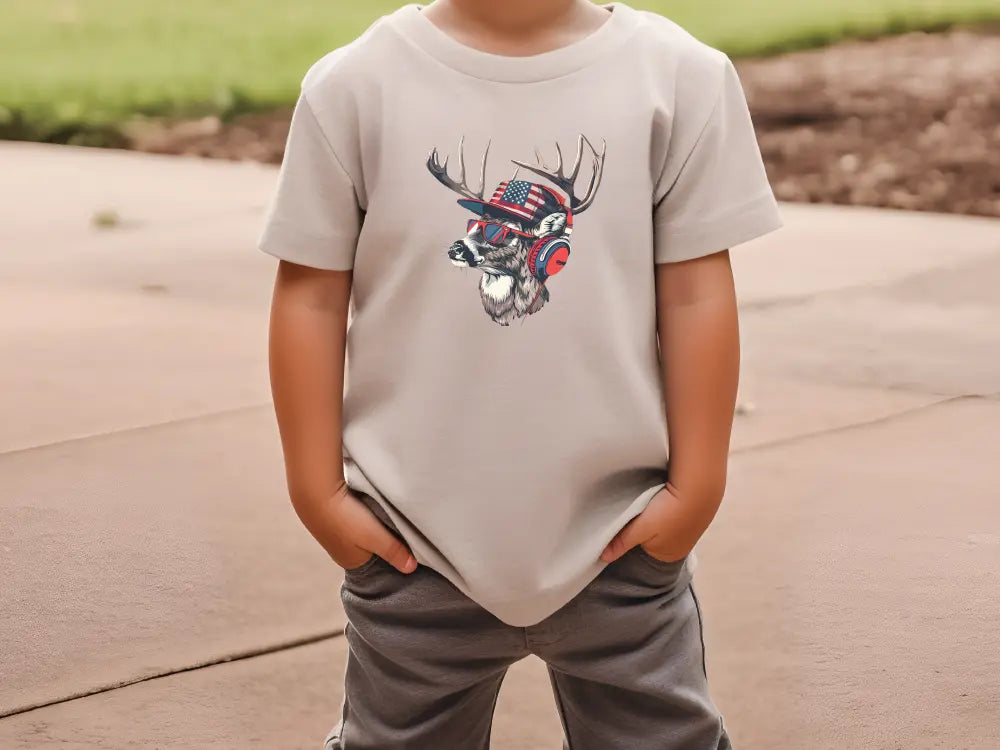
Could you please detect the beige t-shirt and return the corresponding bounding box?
[259,1,782,626]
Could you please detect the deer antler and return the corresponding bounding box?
[427,136,491,201]
[511,135,606,214]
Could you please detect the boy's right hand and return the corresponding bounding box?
[323,486,418,574]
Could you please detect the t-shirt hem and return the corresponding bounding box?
[258,221,356,271]
[654,193,784,264]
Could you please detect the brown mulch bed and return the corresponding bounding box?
[127,28,1000,219]
[742,27,1000,218]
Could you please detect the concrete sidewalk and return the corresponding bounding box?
[1,142,998,749]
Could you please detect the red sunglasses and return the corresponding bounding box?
[466,219,534,246]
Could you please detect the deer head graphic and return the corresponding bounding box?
[427,135,606,326]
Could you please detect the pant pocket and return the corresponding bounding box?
[622,545,691,594]
[343,552,381,577]
[635,542,687,571]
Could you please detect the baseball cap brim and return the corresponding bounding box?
[456,198,533,222]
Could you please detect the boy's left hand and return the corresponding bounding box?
[599,483,716,564]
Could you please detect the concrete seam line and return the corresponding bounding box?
[0,628,344,721]
[738,289,832,312]
[0,402,274,458]
[738,247,1000,313]
[731,392,988,457]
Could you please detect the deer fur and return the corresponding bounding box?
[451,210,560,326]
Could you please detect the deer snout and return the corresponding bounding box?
[448,240,481,268]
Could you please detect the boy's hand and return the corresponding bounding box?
[599,482,717,564]
[317,485,418,574]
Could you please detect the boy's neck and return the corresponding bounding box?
[421,0,611,54]
[446,0,579,32]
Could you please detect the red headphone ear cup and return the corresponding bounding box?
[529,237,570,281]
[544,243,570,277]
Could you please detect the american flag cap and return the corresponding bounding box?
[457,179,568,225]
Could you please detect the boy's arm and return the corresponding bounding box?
[268,259,416,573]
[601,248,739,563]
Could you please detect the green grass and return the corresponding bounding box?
[651,0,1000,56]
[2,0,999,143]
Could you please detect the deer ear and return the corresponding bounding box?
[534,212,568,237]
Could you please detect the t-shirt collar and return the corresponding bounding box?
[388,2,640,83]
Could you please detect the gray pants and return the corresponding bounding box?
[325,494,731,750]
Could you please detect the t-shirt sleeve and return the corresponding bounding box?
[257,92,363,271]
[652,56,783,264]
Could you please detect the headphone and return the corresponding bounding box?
[526,188,573,283]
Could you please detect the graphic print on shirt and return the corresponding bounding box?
[426,135,606,326]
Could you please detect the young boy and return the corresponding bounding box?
[260,0,782,747]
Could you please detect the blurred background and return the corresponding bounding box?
[1,2,998,749]
[4,0,1000,216]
